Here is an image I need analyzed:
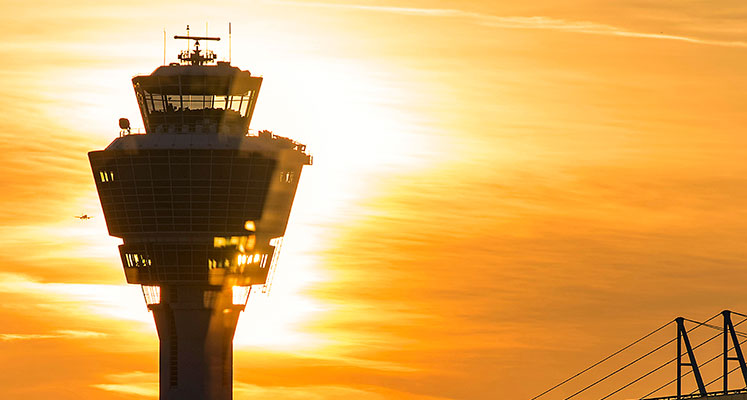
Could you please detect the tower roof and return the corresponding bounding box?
[133,63,261,95]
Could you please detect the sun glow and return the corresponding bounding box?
[219,43,442,352]
[0,23,446,362]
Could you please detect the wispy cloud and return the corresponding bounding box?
[91,373,449,399]
[91,371,158,397]
[92,384,157,397]
[233,381,452,400]
[0,330,105,341]
[273,1,747,48]
[0,272,151,324]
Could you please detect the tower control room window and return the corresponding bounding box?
[125,253,152,268]
[99,170,115,182]
[149,93,166,112]
[280,171,294,183]
[139,91,255,116]
[136,89,257,134]
[208,258,231,269]
[141,285,161,305]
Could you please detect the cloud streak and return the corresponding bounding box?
[91,372,449,399]
[91,371,158,397]
[274,1,747,49]
[0,330,105,341]
[0,272,151,324]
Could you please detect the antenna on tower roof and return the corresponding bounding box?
[174,29,221,65]
[229,22,232,64]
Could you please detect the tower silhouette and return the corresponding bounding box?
[89,34,311,399]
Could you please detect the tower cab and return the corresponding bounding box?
[133,36,262,135]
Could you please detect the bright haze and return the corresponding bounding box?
[2,1,747,399]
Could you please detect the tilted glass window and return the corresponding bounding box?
[137,89,257,133]
[125,253,152,268]
[232,286,251,305]
[142,285,161,305]
[99,171,115,182]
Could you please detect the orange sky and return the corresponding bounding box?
[3,1,747,399]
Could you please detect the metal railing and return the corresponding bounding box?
[119,128,146,137]
[117,128,311,157]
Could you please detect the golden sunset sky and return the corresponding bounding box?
[3,0,747,399]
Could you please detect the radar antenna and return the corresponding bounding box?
[174,33,221,65]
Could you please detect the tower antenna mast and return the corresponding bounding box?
[173,34,220,65]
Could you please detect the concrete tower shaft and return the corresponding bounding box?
[89,40,311,400]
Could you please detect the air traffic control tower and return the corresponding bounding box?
[89,35,311,399]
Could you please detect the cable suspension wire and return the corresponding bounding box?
[564,312,721,400]
[617,316,747,399]
[565,336,676,399]
[682,318,747,339]
[601,327,724,399]
[686,317,747,396]
[638,337,747,399]
[530,320,675,400]
[695,364,742,394]
[638,334,747,398]
[600,351,677,400]
[730,311,747,319]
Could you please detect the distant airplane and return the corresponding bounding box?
[75,214,93,220]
